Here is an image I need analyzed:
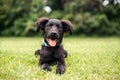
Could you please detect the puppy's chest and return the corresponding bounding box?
[41,46,64,58]
[47,50,59,58]
[43,49,61,59]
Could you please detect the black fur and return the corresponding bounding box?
[35,17,73,74]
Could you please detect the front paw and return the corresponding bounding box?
[56,65,65,74]
[64,50,68,58]
[35,49,40,57]
[41,64,51,72]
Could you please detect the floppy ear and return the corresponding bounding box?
[35,17,49,32]
[61,20,73,35]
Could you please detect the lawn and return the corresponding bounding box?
[0,37,120,80]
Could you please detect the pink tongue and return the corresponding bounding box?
[48,39,56,47]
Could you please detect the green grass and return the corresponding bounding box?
[0,37,120,80]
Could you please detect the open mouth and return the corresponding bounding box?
[47,34,58,47]
[47,38,57,47]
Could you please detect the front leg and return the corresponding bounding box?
[35,49,41,57]
[56,57,66,74]
[41,63,51,72]
[64,50,68,58]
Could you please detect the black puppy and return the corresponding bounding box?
[35,17,73,74]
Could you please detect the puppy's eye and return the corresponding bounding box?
[56,24,60,27]
[49,23,53,26]
[56,24,62,28]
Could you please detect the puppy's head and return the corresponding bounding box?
[35,17,73,47]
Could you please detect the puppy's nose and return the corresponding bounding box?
[51,32,57,35]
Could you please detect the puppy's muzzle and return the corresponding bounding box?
[47,32,59,47]
[49,32,58,39]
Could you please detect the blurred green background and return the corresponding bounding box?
[0,1,120,79]
[0,0,120,36]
